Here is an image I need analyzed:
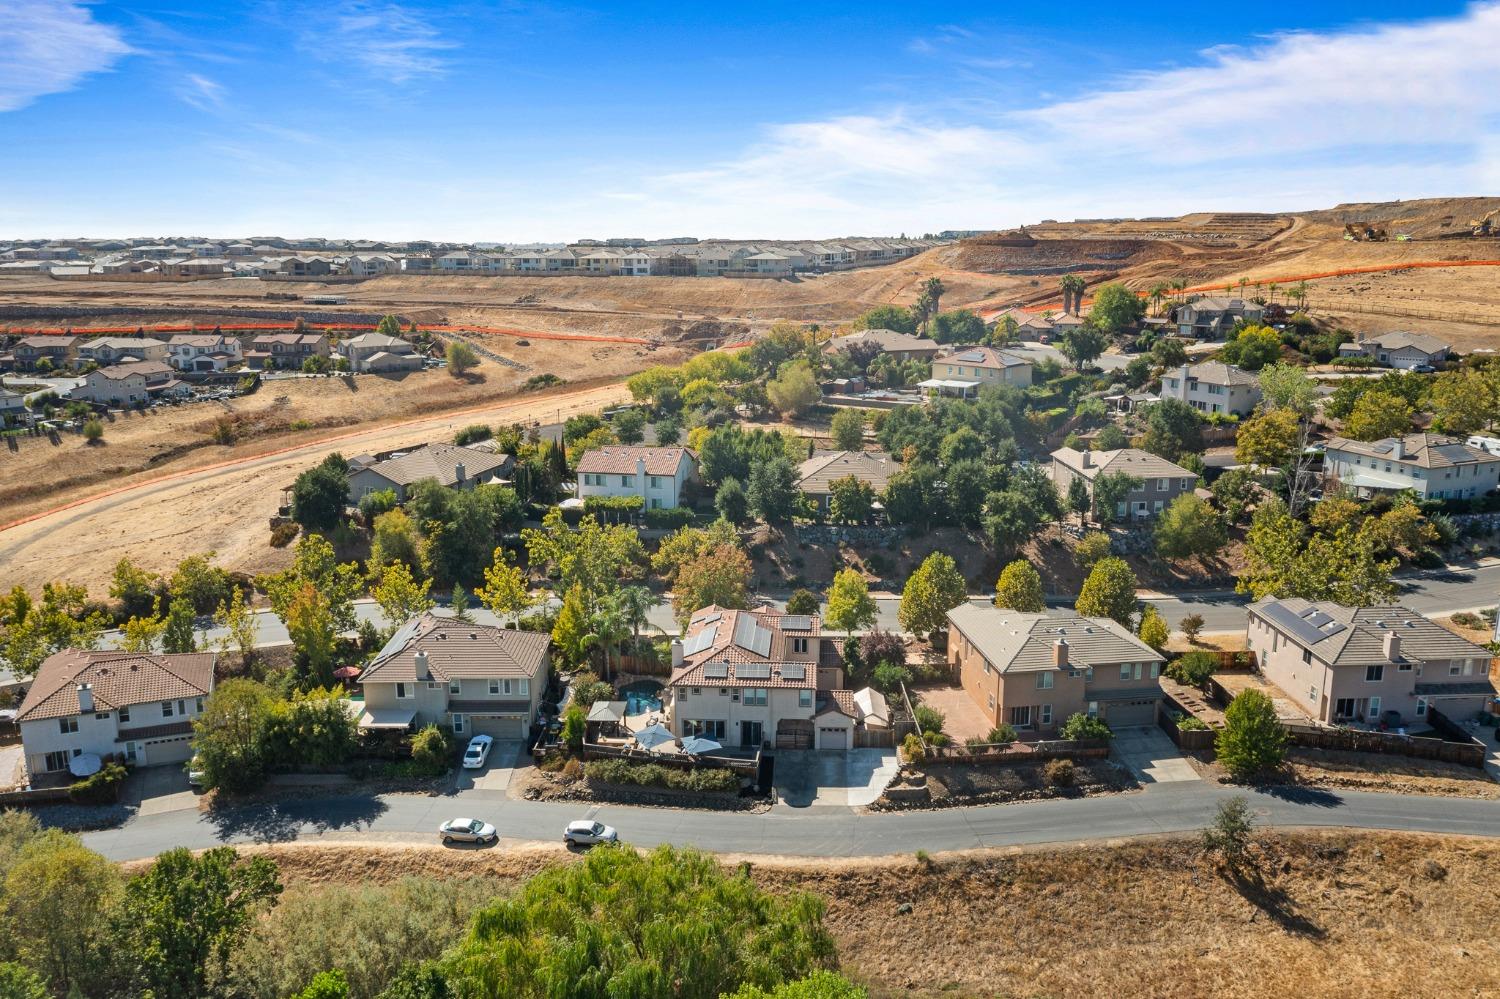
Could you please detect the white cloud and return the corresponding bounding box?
[0,0,132,111]
[301,2,457,82]
[177,73,225,111]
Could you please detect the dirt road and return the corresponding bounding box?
[0,380,630,594]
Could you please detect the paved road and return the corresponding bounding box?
[81,777,1500,863]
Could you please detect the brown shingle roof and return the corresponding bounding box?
[1050,446,1194,482]
[17,650,215,722]
[575,446,694,476]
[1249,598,1493,669]
[359,442,513,488]
[796,450,899,495]
[362,614,549,683]
[826,329,941,355]
[93,361,173,380]
[1324,433,1497,470]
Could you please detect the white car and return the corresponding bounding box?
[439,817,498,845]
[564,819,619,847]
[462,734,494,769]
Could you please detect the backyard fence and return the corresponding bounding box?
[1157,702,1218,751]
[1281,717,1486,768]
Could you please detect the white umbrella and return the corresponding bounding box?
[679,736,722,755]
[68,753,102,778]
[633,723,675,750]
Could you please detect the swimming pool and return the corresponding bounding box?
[620,680,664,716]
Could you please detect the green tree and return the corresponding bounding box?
[785,589,820,616]
[824,569,876,633]
[290,454,350,531]
[1093,424,1128,451]
[161,594,198,654]
[898,552,967,640]
[931,309,984,345]
[551,584,594,668]
[852,304,917,334]
[0,583,108,679]
[829,409,865,451]
[372,562,435,630]
[437,845,835,998]
[170,553,232,615]
[3,831,122,994]
[112,846,282,999]
[1343,389,1414,441]
[1202,797,1255,867]
[109,556,161,619]
[1088,282,1146,332]
[748,455,798,523]
[767,360,820,417]
[613,408,647,445]
[1167,649,1218,686]
[1073,531,1112,570]
[1090,471,1141,524]
[1139,398,1203,463]
[1074,557,1138,627]
[993,560,1045,613]
[375,314,402,337]
[827,475,875,524]
[192,679,277,792]
[369,508,424,575]
[477,548,533,628]
[1235,407,1300,468]
[1429,367,1496,436]
[82,417,104,442]
[1257,363,1318,414]
[1137,604,1169,651]
[445,340,479,376]
[1219,325,1281,370]
[0,963,47,999]
[1059,712,1112,741]
[1066,475,1090,524]
[1154,493,1226,560]
[1058,324,1109,369]
[716,476,749,524]
[1179,613,1206,645]
[295,970,350,999]
[523,508,644,612]
[672,544,752,628]
[121,598,167,654]
[724,971,867,999]
[1216,688,1287,780]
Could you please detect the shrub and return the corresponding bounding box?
[269,522,299,548]
[68,761,128,804]
[900,732,926,763]
[1201,796,1254,866]
[1073,531,1112,569]
[1179,613,1205,644]
[1452,611,1483,629]
[211,417,237,445]
[583,759,738,793]
[1058,712,1112,741]
[561,757,584,783]
[523,373,565,391]
[410,724,452,775]
[537,753,566,773]
[1166,650,1218,687]
[1044,758,1076,787]
[446,340,480,376]
[785,588,820,616]
[1216,689,1287,780]
[561,704,587,752]
[1177,716,1210,731]
[913,705,945,736]
[985,724,1017,745]
[643,507,694,530]
[82,417,104,442]
[454,423,492,446]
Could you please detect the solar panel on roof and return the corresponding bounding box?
[682,624,718,657]
[736,662,772,680]
[780,614,813,631]
[698,612,722,625]
[1262,602,1343,645]
[732,615,773,657]
[780,664,806,680]
[703,662,729,680]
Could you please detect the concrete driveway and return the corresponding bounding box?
[451,740,526,793]
[1111,727,1199,784]
[121,765,200,816]
[772,750,900,810]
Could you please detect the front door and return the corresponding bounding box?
[740,720,763,748]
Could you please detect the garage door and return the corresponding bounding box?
[1104,699,1158,728]
[469,716,525,739]
[142,735,195,766]
[818,727,849,750]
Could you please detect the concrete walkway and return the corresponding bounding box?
[773,750,900,809]
[1111,727,1199,784]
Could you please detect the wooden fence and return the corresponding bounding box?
[1282,720,1486,768]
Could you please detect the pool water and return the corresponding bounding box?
[620,681,664,716]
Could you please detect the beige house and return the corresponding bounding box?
[166,333,242,372]
[76,337,169,366]
[1323,433,1500,501]
[1337,331,1450,370]
[947,604,1165,734]
[71,361,188,406]
[17,650,215,773]
[1175,297,1265,339]
[669,606,879,750]
[825,328,942,362]
[931,345,1033,389]
[360,613,550,739]
[796,450,900,510]
[1246,598,1494,727]
[1050,447,1197,520]
[347,442,514,502]
[245,332,330,369]
[10,335,78,371]
[1159,361,1261,417]
[339,332,423,373]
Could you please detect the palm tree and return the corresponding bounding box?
[1267,282,1278,306]
[1060,274,1086,315]
[588,596,633,682]
[923,277,946,317]
[1148,282,1170,317]
[615,585,655,661]
[1237,277,1249,300]
[1291,280,1310,312]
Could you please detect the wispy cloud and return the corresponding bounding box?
[299,2,457,82]
[0,0,133,111]
[177,72,226,110]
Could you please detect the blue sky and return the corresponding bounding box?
[2,1,1498,240]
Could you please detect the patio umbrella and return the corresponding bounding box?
[679,736,722,755]
[633,723,675,750]
[332,665,362,680]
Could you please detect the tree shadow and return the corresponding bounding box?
[205,792,388,843]
[1259,784,1344,808]
[1225,863,1326,939]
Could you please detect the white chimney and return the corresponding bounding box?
[1081,451,1093,468]
[636,456,647,482]
[1391,437,1404,460]
[1053,639,1069,667]
[1383,631,1401,661]
[454,462,466,485]
[670,639,684,668]
[414,650,430,680]
[76,683,94,713]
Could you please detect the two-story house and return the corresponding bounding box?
[1247,598,1494,726]
[576,446,698,510]
[1175,297,1265,340]
[668,606,875,750]
[1337,331,1450,370]
[17,649,215,774]
[1159,361,1262,417]
[796,450,900,512]
[346,442,515,503]
[11,335,79,371]
[931,345,1033,389]
[70,361,188,406]
[359,613,551,739]
[1050,447,1197,520]
[1323,433,1500,501]
[947,605,1166,733]
[166,333,242,372]
[245,332,331,370]
[76,337,170,367]
[338,332,423,373]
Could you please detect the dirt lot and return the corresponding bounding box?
[909,685,993,743]
[1193,746,1500,800]
[201,831,1500,999]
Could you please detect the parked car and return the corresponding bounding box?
[462,734,494,769]
[186,756,205,788]
[564,819,618,847]
[439,817,498,845]
[1411,363,1436,373]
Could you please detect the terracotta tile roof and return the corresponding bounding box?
[17,650,215,722]
[575,446,694,476]
[362,613,549,683]
[816,689,857,718]
[670,606,821,688]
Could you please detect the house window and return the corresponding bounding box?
[59,717,79,735]
[1334,698,1358,719]
[1415,697,1428,717]
[161,701,174,718]
[95,712,109,720]
[1369,696,1382,720]
[792,638,809,654]
[1308,685,1317,702]
[620,475,635,487]
[195,698,204,713]
[1156,479,1168,491]
[798,689,812,708]
[649,476,662,488]
[1365,664,1384,682]
[744,688,768,707]
[1150,663,1160,679]
[1301,649,1311,664]
[396,683,411,699]
[686,719,726,739]
[1120,664,1132,680]
[119,706,130,723]
[1134,664,1143,681]
[450,679,461,695]
[1041,704,1052,725]
[44,751,71,773]
[1036,672,1054,690]
[519,679,529,696]
[489,679,501,695]
[452,714,465,735]
[987,693,995,710]
[1010,706,1032,727]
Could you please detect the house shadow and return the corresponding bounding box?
[1259,784,1343,808]
[205,792,388,843]
[1226,864,1326,939]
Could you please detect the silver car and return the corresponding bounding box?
[439,817,498,845]
[564,819,618,847]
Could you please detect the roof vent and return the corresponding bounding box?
[470,632,478,640]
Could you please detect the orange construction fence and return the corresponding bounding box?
[1,321,650,345]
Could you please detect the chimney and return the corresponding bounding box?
[414,650,430,680]
[636,456,647,482]
[1081,450,1093,468]
[1383,631,1401,662]
[1053,639,1069,667]
[1390,437,1404,460]
[670,639,684,668]
[454,462,466,485]
[76,683,94,713]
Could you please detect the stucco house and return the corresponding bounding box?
[347,442,515,503]
[1337,331,1450,370]
[76,337,170,367]
[166,333,242,372]
[947,605,1165,734]
[824,328,943,363]
[245,332,330,370]
[1050,447,1197,520]
[796,450,900,510]
[338,332,423,373]
[17,649,215,774]
[1159,361,1262,417]
[70,361,189,406]
[668,606,876,750]
[931,345,1033,389]
[10,335,78,371]
[1323,433,1500,501]
[1246,598,1494,727]
[575,446,698,510]
[1175,297,1265,339]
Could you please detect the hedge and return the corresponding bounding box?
[584,758,739,793]
[69,762,128,804]
[643,507,694,530]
